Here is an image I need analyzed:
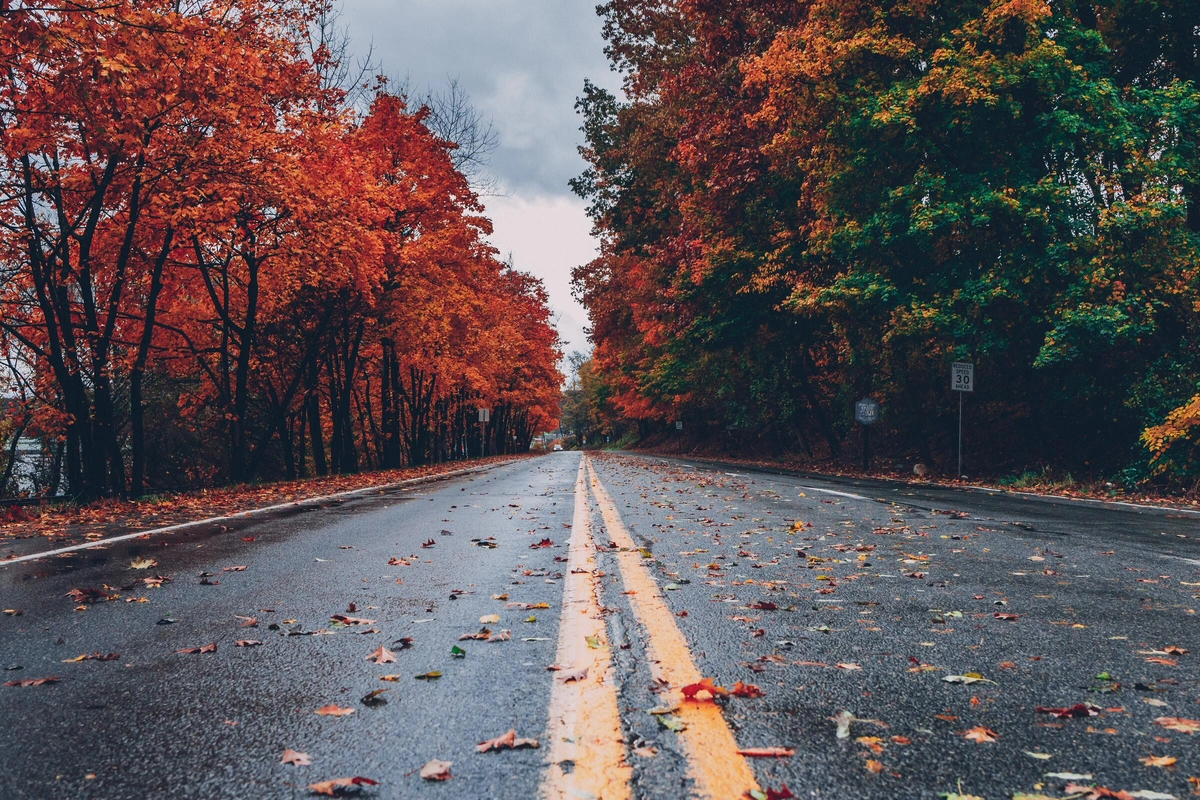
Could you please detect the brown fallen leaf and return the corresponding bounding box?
[365,646,396,665]
[280,748,312,766]
[176,642,217,654]
[2,676,60,687]
[235,615,258,628]
[331,614,376,626]
[737,747,794,758]
[65,587,117,604]
[864,759,885,773]
[421,539,436,548]
[130,558,157,569]
[1140,755,1176,767]
[993,612,1020,621]
[962,726,999,743]
[1036,704,1099,718]
[61,652,119,663]
[475,729,540,752]
[1155,716,1200,734]
[419,760,451,781]
[315,704,355,717]
[731,681,764,698]
[222,565,247,572]
[1162,645,1188,656]
[307,776,377,795]
[530,538,554,548]
[557,666,589,683]
[235,639,262,647]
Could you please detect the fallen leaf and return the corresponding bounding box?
[307,776,377,795]
[419,760,451,781]
[176,643,217,655]
[738,747,794,758]
[476,729,540,752]
[2,676,60,687]
[280,748,312,766]
[1036,704,1100,719]
[130,558,157,569]
[314,705,354,717]
[732,681,764,698]
[65,587,117,604]
[360,689,389,707]
[1141,755,1176,767]
[864,759,884,773]
[1155,717,1200,734]
[365,646,396,665]
[962,726,998,743]
[557,666,589,683]
[1024,751,1053,760]
[61,652,119,663]
[479,614,500,624]
[681,677,728,699]
[414,671,442,680]
[234,640,262,647]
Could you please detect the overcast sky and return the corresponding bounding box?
[341,0,621,359]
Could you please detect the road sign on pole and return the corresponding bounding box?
[855,398,879,470]
[478,408,490,457]
[675,420,683,430]
[951,362,974,393]
[951,363,973,478]
[478,408,491,423]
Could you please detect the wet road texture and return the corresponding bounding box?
[1,452,1197,800]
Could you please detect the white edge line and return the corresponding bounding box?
[799,485,868,501]
[1,459,519,566]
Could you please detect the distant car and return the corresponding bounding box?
[553,444,563,451]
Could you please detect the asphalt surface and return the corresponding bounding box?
[1,452,1197,799]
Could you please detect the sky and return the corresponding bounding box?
[340,0,622,359]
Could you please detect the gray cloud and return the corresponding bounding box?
[342,0,620,197]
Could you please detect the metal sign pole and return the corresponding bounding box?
[958,391,963,479]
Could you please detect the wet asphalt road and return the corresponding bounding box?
[1,452,1198,800]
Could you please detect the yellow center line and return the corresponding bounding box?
[586,457,762,800]
[539,457,632,800]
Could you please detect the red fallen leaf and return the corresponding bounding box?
[736,746,794,757]
[1036,704,1098,718]
[176,642,217,654]
[346,602,358,612]
[421,539,436,548]
[475,729,540,752]
[365,646,396,664]
[993,613,1020,621]
[731,681,764,698]
[240,536,255,542]
[419,760,451,781]
[3,676,60,687]
[330,614,376,626]
[280,748,312,765]
[747,601,777,611]
[530,538,554,549]
[676,610,688,617]
[235,640,262,647]
[1146,657,1177,666]
[65,587,117,603]
[681,677,728,700]
[307,776,378,795]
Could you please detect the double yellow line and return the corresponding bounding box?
[540,456,761,800]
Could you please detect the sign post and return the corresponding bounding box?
[855,398,880,471]
[675,420,683,431]
[950,363,974,478]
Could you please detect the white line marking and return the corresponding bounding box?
[0,461,517,566]
[800,485,868,501]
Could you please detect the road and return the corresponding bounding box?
[1,452,1197,800]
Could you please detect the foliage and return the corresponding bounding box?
[573,0,1200,485]
[0,0,560,500]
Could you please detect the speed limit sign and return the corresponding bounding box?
[951,362,974,392]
